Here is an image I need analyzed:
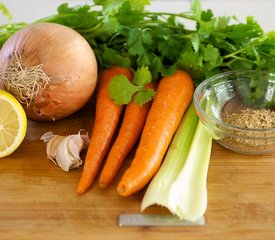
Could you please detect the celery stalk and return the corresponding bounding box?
[141,103,212,222]
[168,119,212,221]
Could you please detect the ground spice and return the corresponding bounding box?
[223,108,275,129]
[220,108,275,154]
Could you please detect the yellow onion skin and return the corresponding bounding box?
[0,22,98,121]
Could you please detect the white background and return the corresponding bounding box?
[0,0,274,32]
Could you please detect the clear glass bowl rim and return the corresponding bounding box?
[193,69,275,134]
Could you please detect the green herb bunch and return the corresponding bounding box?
[1,0,275,105]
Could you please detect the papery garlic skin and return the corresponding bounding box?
[47,135,66,162]
[41,131,89,171]
[56,134,85,171]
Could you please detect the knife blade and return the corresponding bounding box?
[118,214,205,227]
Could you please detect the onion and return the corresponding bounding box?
[0,22,98,121]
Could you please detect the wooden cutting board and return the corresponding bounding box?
[1,100,275,240]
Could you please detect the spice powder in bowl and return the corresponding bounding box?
[219,103,275,154]
[222,108,275,129]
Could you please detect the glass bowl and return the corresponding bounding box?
[193,70,275,155]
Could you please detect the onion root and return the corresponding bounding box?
[1,52,51,107]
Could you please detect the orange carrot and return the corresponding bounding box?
[117,70,194,196]
[98,82,156,188]
[77,66,133,194]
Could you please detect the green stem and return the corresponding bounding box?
[77,21,104,34]
[223,48,246,59]
[146,11,197,22]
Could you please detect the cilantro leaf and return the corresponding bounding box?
[117,1,145,25]
[201,9,213,22]
[156,26,181,60]
[201,44,223,68]
[108,66,155,106]
[127,28,152,56]
[43,3,99,30]
[109,75,140,105]
[149,54,163,80]
[132,66,152,85]
[0,2,12,20]
[129,0,151,11]
[57,3,90,14]
[133,88,156,105]
[137,53,151,67]
[178,42,202,69]
[191,33,200,52]
[161,64,178,76]
[191,0,201,21]
[98,0,127,15]
[96,0,149,15]
[102,46,131,67]
[0,23,27,47]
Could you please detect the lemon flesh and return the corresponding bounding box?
[0,90,27,158]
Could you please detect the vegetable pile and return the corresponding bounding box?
[1,0,275,222]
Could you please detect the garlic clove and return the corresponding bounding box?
[55,136,75,171]
[41,131,65,162]
[67,132,89,160]
[46,135,66,162]
[41,131,89,171]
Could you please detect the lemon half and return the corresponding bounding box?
[0,89,27,158]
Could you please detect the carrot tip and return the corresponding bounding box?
[76,184,87,194]
[117,185,126,195]
[98,182,107,188]
[76,189,84,194]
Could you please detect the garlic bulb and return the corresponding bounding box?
[41,131,90,171]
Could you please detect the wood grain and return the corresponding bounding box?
[0,100,275,240]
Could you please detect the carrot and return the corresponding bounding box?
[98,82,156,188]
[116,70,194,196]
[77,66,133,194]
